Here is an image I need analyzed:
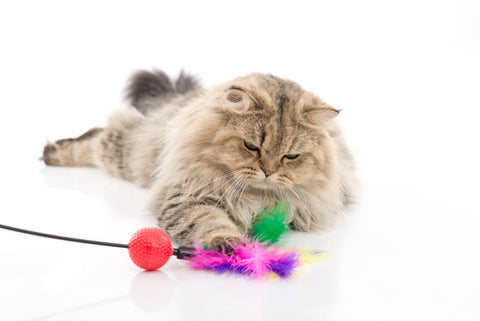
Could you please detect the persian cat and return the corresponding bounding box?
[42,70,356,246]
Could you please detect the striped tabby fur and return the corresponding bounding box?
[42,70,357,246]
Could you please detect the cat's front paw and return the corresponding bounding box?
[207,235,245,253]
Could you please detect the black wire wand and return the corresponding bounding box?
[0,223,195,269]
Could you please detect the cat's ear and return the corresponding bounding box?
[304,106,340,126]
[222,88,254,113]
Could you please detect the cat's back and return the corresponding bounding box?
[125,87,207,187]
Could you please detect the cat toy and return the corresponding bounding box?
[187,201,300,277]
[0,202,302,278]
[0,224,191,270]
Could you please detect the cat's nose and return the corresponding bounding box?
[260,167,276,177]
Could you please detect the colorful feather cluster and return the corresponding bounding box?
[187,202,302,278]
[188,241,299,278]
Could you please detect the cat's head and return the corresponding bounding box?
[207,73,339,192]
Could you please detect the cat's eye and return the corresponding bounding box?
[283,154,300,160]
[244,141,259,151]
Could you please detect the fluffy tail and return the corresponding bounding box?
[125,69,200,114]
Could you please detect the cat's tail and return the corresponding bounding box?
[125,69,201,115]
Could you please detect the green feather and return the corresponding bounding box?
[251,200,290,244]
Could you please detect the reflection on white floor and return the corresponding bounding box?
[31,271,173,320]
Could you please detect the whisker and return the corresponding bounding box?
[230,177,245,204]
[215,176,240,208]
[279,187,289,203]
[236,177,251,203]
[289,186,314,219]
[224,177,243,206]
[179,170,240,202]
[180,175,235,204]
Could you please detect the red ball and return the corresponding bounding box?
[128,227,173,271]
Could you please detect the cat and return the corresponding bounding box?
[42,69,356,247]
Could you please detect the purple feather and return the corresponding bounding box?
[269,250,300,278]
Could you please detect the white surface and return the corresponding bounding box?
[1,1,479,320]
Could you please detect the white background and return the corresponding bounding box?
[0,1,479,320]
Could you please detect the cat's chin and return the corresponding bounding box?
[248,179,285,191]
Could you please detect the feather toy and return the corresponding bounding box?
[187,240,300,278]
[187,201,301,278]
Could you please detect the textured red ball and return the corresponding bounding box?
[128,227,173,271]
